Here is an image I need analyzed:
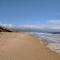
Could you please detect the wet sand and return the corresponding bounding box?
[0,32,60,60]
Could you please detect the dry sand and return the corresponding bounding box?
[0,32,60,60]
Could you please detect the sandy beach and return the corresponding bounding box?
[0,32,60,60]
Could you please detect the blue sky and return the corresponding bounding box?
[0,0,60,25]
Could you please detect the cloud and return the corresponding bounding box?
[18,21,60,32]
[48,20,60,25]
[19,25,44,29]
[0,20,60,32]
[46,20,60,29]
[0,23,17,28]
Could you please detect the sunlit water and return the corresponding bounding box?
[32,32,60,55]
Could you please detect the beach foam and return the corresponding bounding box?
[32,32,60,55]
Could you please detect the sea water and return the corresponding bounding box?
[32,32,60,55]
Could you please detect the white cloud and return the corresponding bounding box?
[0,20,60,32]
[0,23,16,28]
[48,20,60,24]
[46,20,60,29]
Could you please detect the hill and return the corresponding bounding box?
[0,26,12,32]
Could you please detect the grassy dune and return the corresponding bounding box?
[0,32,60,60]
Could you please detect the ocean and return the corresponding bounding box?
[32,32,60,55]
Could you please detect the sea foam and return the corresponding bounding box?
[32,32,60,55]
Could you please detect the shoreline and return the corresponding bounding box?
[0,32,60,60]
[31,32,60,55]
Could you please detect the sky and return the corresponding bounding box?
[0,0,60,25]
